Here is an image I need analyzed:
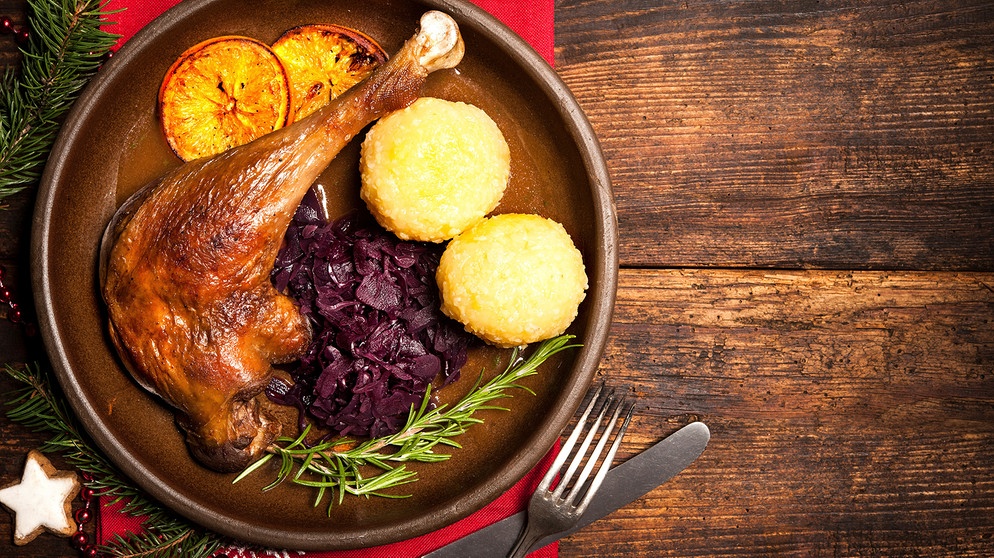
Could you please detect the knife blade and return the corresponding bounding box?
[422,421,710,558]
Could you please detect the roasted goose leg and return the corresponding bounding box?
[100,12,464,473]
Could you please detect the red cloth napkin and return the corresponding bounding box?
[103,0,554,64]
[97,1,556,556]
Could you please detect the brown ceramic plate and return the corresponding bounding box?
[32,0,616,551]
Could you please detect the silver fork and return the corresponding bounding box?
[507,384,635,558]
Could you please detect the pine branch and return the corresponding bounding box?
[101,529,224,558]
[0,0,119,203]
[2,362,224,557]
[4,362,142,501]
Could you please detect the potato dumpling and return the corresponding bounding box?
[360,97,510,242]
[437,214,588,347]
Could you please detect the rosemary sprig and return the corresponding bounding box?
[235,334,580,512]
[0,0,118,203]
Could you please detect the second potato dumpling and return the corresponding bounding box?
[360,97,510,242]
[437,214,588,348]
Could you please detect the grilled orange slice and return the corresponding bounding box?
[272,24,387,121]
[159,36,291,161]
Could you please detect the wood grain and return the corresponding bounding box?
[564,268,994,557]
[556,0,994,270]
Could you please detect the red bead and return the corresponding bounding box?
[71,531,89,548]
[8,307,22,323]
[74,507,92,524]
[0,288,10,303]
[81,486,96,501]
[82,546,98,558]
[1,16,14,34]
[14,28,28,47]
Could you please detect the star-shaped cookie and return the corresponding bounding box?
[0,450,80,545]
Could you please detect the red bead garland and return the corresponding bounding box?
[0,14,29,46]
[0,264,34,335]
[3,12,38,335]
[72,474,100,557]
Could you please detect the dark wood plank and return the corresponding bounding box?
[556,0,994,270]
[3,1,994,556]
[561,268,994,556]
[0,262,36,363]
[0,191,33,265]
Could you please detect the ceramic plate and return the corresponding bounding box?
[32,0,616,550]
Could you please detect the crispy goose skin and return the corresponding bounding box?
[100,12,464,472]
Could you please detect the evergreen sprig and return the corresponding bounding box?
[0,0,119,204]
[2,362,225,558]
[235,334,580,513]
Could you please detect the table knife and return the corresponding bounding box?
[422,421,710,558]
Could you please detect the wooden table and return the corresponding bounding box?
[3,0,993,556]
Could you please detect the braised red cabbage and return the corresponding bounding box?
[269,189,472,438]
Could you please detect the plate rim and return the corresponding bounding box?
[31,0,618,549]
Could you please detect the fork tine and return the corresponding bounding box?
[536,383,604,492]
[552,389,616,500]
[574,400,634,513]
[560,394,625,505]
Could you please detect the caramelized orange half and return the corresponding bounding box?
[159,36,291,161]
[272,24,388,121]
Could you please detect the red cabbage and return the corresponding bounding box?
[268,189,473,438]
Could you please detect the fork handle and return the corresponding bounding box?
[507,524,545,558]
